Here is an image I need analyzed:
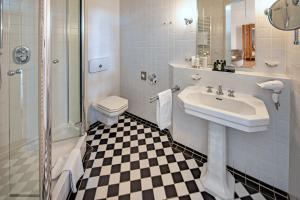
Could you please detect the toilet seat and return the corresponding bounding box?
[95,96,128,113]
[93,96,128,126]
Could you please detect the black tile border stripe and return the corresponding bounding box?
[123,112,174,143]
[88,121,101,131]
[88,112,290,200]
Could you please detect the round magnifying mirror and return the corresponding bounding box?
[265,0,300,31]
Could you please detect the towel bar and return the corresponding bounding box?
[149,85,180,103]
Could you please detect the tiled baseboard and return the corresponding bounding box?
[121,112,289,200]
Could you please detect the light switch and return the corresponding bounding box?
[141,71,147,81]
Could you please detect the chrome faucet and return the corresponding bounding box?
[216,85,224,95]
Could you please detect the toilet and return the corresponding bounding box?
[93,96,128,126]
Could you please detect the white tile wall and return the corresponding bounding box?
[286,31,300,200]
[255,0,287,74]
[84,0,121,125]
[120,0,197,122]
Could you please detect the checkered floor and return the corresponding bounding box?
[75,114,269,200]
[0,140,40,200]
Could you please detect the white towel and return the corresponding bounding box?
[52,157,66,180]
[156,89,172,130]
[62,148,84,193]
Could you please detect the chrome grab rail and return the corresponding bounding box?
[150,85,180,103]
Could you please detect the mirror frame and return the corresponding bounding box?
[265,0,300,31]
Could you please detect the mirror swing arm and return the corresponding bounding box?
[292,0,300,45]
[294,29,300,45]
[291,0,300,45]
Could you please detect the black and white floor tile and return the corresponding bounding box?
[0,140,40,200]
[74,114,273,200]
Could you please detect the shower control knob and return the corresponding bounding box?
[13,46,31,65]
[52,59,59,64]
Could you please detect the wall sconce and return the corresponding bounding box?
[184,18,193,25]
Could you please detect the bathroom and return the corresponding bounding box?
[0,0,299,199]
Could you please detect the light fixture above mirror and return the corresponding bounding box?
[184,18,193,25]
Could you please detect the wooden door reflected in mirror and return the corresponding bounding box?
[242,24,255,68]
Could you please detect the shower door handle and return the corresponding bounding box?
[7,68,23,76]
[52,59,59,64]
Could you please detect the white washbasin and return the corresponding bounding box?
[177,85,270,132]
[177,85,270,200]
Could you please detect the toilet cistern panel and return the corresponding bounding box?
[89,57,110,73]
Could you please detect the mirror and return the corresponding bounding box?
[265,0,300,31]
[196,0,256,68]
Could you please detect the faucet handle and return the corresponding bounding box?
[216,85,224,95]
[207,86,213,93]
[228,89,235,97]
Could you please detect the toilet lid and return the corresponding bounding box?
[95,96,128,113]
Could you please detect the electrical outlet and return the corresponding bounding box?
[141,71,147,81]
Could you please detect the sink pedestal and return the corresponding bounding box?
[200,122,234,200]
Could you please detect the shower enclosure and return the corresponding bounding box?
[0,0,83,199]
[51,0,82,142]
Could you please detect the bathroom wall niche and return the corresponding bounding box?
[196,0,256,68]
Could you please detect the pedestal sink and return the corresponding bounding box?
[177,85,269,200]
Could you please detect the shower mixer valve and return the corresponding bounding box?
[13,46,31,65]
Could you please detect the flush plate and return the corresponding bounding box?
[89,57,110,73]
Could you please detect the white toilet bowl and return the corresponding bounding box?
[93,96,128,126]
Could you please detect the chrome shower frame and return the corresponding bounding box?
[81,0,87,133]
[39,0,86,199]
[39,0,52,199]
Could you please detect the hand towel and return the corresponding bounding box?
[52,157,65,180]
[62,148,84,193]
[156,89,172,130]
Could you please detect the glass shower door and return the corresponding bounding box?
[51,0,81,142]
[7,0,40,197]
